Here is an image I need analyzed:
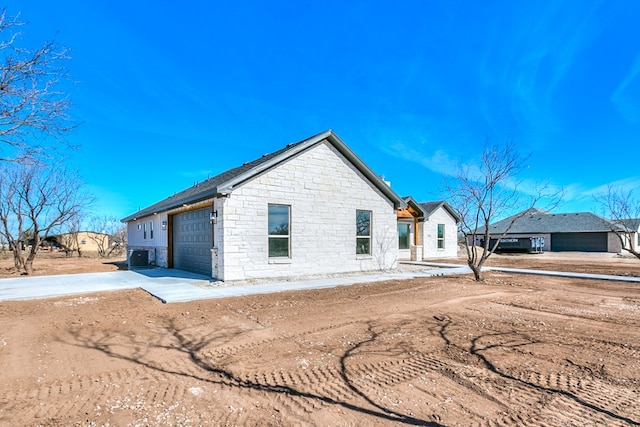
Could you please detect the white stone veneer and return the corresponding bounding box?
[216,141,399,281]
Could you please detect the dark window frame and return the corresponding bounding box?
[398,223,410,250]
[437,223,445,249]
[356,210,372,255]
[268,204,291,258]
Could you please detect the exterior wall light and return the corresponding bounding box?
[162,220,167,230]
[210,211,218,224]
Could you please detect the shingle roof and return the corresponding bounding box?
[480,210,623,234]
[616,218,640,232]
[418,201,461,222]
[122,130,406,222]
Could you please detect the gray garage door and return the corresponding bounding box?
[551,232,608,252]
[172,207,212,276]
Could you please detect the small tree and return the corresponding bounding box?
[596,185,640,260]
[0,161,92,274]
[110,224,127,256]
[58,214,83,257]
[87,215,125,258]
[446,142,562,281]
[0,9,75,162]
[373,225,397,271]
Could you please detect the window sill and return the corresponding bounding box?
[356,255,373,260]
[269,258,292,264]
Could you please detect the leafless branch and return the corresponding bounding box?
[0,8,76,163]
[445,141,563,281]
[0,161,94,274]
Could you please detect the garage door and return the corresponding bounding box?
[551,232,608,252]
[172,207,212,276]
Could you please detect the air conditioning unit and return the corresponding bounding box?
[129,250,149,268]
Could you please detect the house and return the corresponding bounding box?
[121,130,406,281]
[44,231,109,254]
[473,209,638,253]
[396,199,460,260]
[615,218,640,253]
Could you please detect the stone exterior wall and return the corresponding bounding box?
[216,141,398,281]
[126,246,168,268]
[422,206,459,258]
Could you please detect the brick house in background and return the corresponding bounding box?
[121,130,406,281]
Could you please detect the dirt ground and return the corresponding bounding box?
[0,252,126,278]
[0,253,639,426]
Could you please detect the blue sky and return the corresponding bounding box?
[7,1,640,220]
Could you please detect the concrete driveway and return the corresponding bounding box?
[0,265,471,303]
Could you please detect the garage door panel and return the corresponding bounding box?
[551,232,607,252]
[173,207,212,276]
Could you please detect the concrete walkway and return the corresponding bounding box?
[412,261,640,283]
[0,265,472,303]
[0,261,637,304]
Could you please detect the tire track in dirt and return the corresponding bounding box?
[4,343,638,426]
[3,279,639,426]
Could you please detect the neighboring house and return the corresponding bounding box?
[614,218,640,253]
[46,231,109,254]
[396,199,460,260]
[121,130,406,281]
[473,209,636,253]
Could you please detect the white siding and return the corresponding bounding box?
[217,141,398,281]
[126,213,169,267]
[126,213,168,247]
[422,206,458,258]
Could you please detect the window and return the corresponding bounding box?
[150,221,154,239]
[398,223,410,250]
[437,224,445,249]
[143,222,147,240]
[356,210,371,255]
[268,204,290,257]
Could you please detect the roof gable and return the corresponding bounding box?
[418,200,461,222]
[400,196,425,219]
[122,130,406,222]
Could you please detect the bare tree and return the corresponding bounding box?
[0,169,27,269]
[446,142,562,281]
[57,214,83,257]
[373,225,397,271]
[0,9,75,162]
[87,215,125,258]
[0,161,92,274]
[110,224,127,255]
[596,185,640,260]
